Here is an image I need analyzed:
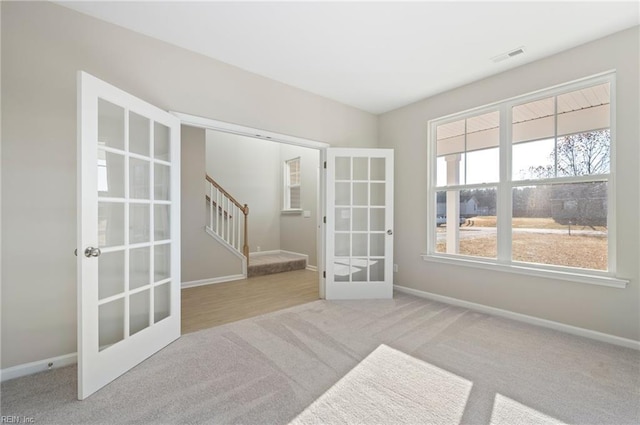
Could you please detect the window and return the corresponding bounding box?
[434,110,500,259]
[284,157,301,210]
[428,74,616,281]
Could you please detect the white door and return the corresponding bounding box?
[77,72,181,400]
[325,148,394,299]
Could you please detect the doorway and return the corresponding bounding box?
[204,129,320,275]
[176,113,329,332]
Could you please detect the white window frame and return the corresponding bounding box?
[424,72,628,288]
[283,157,302,212]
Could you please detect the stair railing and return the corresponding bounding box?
[205,174,249,266]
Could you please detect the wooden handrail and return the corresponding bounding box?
[205,174,248,216]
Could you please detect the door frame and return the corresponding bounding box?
[172,112,330,298]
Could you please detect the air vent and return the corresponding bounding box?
[491,46,525,63]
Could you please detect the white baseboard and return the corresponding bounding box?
[394,284,640,351]
[249,249,281,257]
[280,249,309,260]
[306,265,318,272]
[1,352,77,382]
[182,274,245,289]
[250,249,308,261]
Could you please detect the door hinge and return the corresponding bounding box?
[323,161,327,169]
[323,271,326,278]
[323,216,326,224]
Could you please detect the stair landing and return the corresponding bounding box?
[248,251,308,277]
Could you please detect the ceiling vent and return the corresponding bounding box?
[491,46,525,63]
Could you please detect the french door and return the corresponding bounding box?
[325,148,394,299]
[77,72,181,400]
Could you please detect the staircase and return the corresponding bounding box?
[205,174,249,274]
[205,174,308,279]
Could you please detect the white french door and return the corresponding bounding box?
[77,72,181,400]
[325,148,394,299]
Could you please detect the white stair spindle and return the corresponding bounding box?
[229,204,233,248]
[216,189,222,238]
[209,183,214,231]
[233,202,237,248]
[227,197,232,244]
[235,204,239,248]
[225,195,228,242]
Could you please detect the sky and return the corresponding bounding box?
[437,139,555,186]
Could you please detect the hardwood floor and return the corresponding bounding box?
[181,269,320,334]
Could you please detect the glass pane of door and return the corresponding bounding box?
[98,251,125,300]
[154,282,171,323]
[129,290,150,336]
[129,112,150,156]
[98,299,124,351]
[98,99,124,150]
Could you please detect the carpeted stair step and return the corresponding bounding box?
[248,258,307,277]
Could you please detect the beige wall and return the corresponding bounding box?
[0,1,377,369]
[205,131,319,265]
[279,144,320,267]
[206,131,281,253]
[378,26,640,341]
[182,126,243,283]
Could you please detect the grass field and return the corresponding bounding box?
[437,216,607,270]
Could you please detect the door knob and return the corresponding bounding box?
[84,247,101,258]
[387,229,393,235]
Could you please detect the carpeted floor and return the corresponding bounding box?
[1,292,639,424]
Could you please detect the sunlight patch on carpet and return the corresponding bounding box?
[289,344,472,424]
[490,393,567,425]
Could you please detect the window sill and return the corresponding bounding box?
[281,209,303,215]
[421,254,629,289]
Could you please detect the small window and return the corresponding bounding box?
[284,157,301,210]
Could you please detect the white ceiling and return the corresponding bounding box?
[57,1,639,114]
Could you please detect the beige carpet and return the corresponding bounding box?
[1,292,639,424]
